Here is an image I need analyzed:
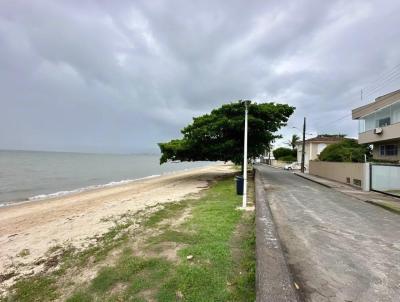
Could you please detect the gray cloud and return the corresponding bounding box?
[1,0,400,153]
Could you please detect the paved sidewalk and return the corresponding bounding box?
[294,172,400,214]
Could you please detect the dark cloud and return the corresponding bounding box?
[1,0,400,152]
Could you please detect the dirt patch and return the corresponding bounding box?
[110,282,127,295]
[138,288,157,302]
[139,241,187,262]
[0,272,15,283]
[133,206,192,262]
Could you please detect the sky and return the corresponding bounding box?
[1,0,400,154]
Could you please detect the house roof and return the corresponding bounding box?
[352,89,400,119]
[296,135,346,145]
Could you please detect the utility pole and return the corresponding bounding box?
[242,100,250,208]
[301,117,306,173]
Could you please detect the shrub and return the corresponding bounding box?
[319,139,371,162]
[273,147,296,160]
[278,155,297,162]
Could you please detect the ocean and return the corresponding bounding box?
[0,150,212,206]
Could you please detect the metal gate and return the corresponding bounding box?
[370,163,400,197]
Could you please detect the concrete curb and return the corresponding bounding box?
[255,169,299,302]
[294,172,400,215]
[293,172,332,188]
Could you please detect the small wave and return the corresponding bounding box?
[24,174,161,203]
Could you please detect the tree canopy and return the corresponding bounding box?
[273,147,296,161]
[319,139,371,162]
[158,101,295,165]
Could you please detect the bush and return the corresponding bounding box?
[278,155,297,162]
[319,139,371,162]
[273,147,296,160]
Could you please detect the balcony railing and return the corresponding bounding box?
[358,101,400,134]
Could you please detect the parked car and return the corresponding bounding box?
[284,162,305,171]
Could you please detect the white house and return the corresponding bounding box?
[296,135,345,169]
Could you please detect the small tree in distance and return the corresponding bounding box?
[158,101,295,169]
[286,134,300,150]
[273,147,296,161]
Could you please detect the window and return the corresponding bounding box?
[375,106,391,128]
[385,145,398,156]
[379,144,398,156]
[378,117,391,127]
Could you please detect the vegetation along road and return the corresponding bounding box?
[257,165,400,302]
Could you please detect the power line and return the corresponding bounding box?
[363,63,400,93]
[364,71,400,98]
[319,113,352,128]
[303,63,400,133]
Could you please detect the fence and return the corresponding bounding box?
[309,161,368,190]
[370,164,400,197]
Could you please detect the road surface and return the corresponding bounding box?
[257,165,400,302]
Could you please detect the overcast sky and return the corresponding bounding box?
[1,0,400,153]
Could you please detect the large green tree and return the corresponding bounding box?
[158,101,295,166]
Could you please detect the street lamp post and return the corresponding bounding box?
[291,119,311,174]
[301,117,306,173]
[242,100,250,208]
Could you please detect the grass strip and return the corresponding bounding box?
[4,176,255,301]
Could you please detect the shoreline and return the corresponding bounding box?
[0,163,236,293]
[0,163,215,209]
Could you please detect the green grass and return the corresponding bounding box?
[6,276,58,302]
[144,202,188,227]
[4,176,255,301]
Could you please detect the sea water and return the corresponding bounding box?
[0,150,212,206]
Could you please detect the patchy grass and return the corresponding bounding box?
[17,249,30,258]
[6,276,58,302]
[3,176,255,302]
[365,200,400,215]
[144,202,188,228]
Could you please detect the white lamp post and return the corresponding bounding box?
[242,100,250,208]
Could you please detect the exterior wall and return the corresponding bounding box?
[309,161,364,187]
[310,142,328,159]
[352,90,400,119]
[358,122,400,144]
[297,142,338,169]
[372,141,400,161]
[270,159,293,168]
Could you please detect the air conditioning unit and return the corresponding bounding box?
[374,128,383,134]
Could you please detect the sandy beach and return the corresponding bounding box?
[0,163,235,291]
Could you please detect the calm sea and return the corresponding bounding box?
[0,150,212,206]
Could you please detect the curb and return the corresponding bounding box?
[294,173,400,215]
[293,172,332,188]
[254,169,299,302]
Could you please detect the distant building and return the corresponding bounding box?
[296,135,345,169]
[352,89,400,162]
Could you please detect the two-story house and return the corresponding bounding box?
[352,89,400,162]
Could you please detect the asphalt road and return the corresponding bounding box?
[257,165,400,302]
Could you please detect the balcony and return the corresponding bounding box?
[357,101,400,144]
[358,122,400,144]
